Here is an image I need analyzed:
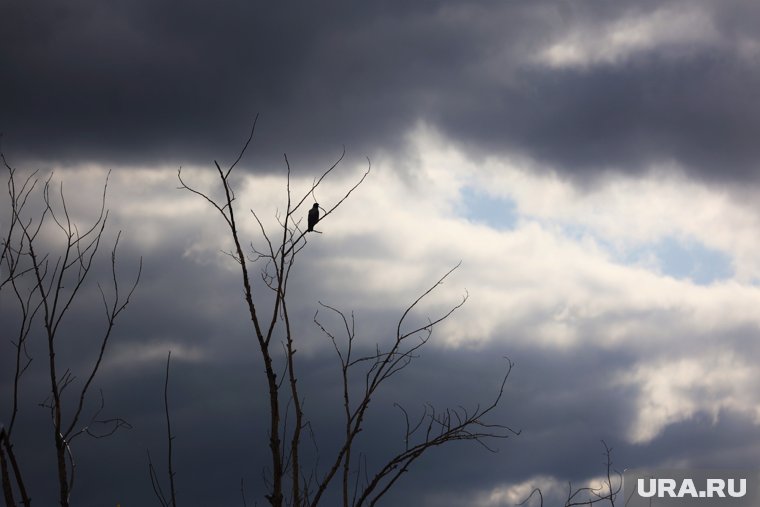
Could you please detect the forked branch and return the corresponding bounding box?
[311,265,516,507]
[178,120,369,507]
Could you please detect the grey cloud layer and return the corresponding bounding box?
[3,0,760,183]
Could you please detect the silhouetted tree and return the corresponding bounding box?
[178,118,517,507]
[0,151,140,507]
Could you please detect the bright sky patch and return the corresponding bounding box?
[460,185,518,230]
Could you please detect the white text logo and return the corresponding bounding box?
[637,478,747,499]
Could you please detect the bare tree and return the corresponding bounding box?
[178,119,517,506]
[0,152,141,507]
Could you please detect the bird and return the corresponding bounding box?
[308,203,320,232]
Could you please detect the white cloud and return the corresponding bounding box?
[466,473,616,507]
[104,341,205,371]
[537,5,720,68]
[623,352,760,444]
[464,152,760,283]
[473,476,555,506]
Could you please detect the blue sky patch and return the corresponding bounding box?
[653,237,734,284]
[555,223,734,285]
[619,236,734,284]
[459,186,518,230]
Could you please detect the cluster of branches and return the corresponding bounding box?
[1,152,140,507]
[170,119,518,506]
[2,128,620,507]
[520,441,622,507]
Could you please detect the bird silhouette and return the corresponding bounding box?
[308,203,320,232]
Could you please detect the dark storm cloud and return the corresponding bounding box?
[439,51,760,184]
[2,0,482,168]
[4,0,760,183]
[19,339,753,506]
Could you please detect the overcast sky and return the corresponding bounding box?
[3,1,760,505]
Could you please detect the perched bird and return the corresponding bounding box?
[308,203,320,232]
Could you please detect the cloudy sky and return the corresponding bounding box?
[3,0,760,505]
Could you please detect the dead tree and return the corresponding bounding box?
[179,119,517,506]
[0,152,141,507]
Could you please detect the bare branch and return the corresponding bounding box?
[227,115,259,179]
[1,159,139,507]
[310,267,514,507]
[164,352,178,507]
[521,441,621,507]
